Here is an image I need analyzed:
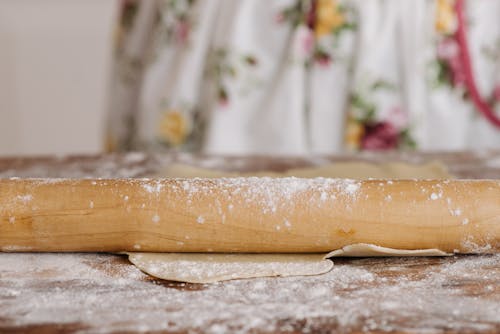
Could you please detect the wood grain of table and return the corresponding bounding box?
[0,151,499,333]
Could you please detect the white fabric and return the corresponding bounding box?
[111,0,500,154]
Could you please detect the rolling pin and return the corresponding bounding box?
[0,177,499,253]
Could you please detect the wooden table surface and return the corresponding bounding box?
[0,151,499,333]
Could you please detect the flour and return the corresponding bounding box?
[151,214,160,224]
[0,253,498,333]
[164,177,361,215]
[16,194,33,203]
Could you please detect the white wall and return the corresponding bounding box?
[0,0,118,156]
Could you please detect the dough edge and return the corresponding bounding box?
[324,243,452,258]
[127,253,334,284]
[127,244,451,283]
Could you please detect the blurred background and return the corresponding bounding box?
[1,0,499,156]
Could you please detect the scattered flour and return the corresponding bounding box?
[16,194,33,203]
[165,177,362,216]
[0,253,498,333]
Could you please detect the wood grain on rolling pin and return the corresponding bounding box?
[0,178,498,253]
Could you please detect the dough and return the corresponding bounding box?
[128,161,453,283]
[325,243,452,257]
[161,161,452,180]
[128,253,333,283]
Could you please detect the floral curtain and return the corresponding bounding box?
[108,0,500,154]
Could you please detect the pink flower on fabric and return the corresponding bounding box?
[448,56,466,87]
[437,37,466,87]
[218,88,229,107]
[314,50,332,67]
[437,37,459,60]
[385,106,408,130]
[316,55,331,67]
[361,122,399,151]
[175,21,190,44]
[293,25,314,60]
[275,12,285,24]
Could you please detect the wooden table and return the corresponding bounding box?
[1,151,499,333]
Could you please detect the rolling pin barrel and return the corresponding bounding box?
[0,178,499,253]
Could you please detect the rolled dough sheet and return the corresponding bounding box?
[325,243,452,258]
[161,161,452,180]
[128,253,333,283]
[128,161,453,283]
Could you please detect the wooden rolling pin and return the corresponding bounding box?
[0,177,499,253]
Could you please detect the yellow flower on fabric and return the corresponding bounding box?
[435,0,456,35]
[157,109,191,146]
[345,118,365,150]
[315,0,345,37]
